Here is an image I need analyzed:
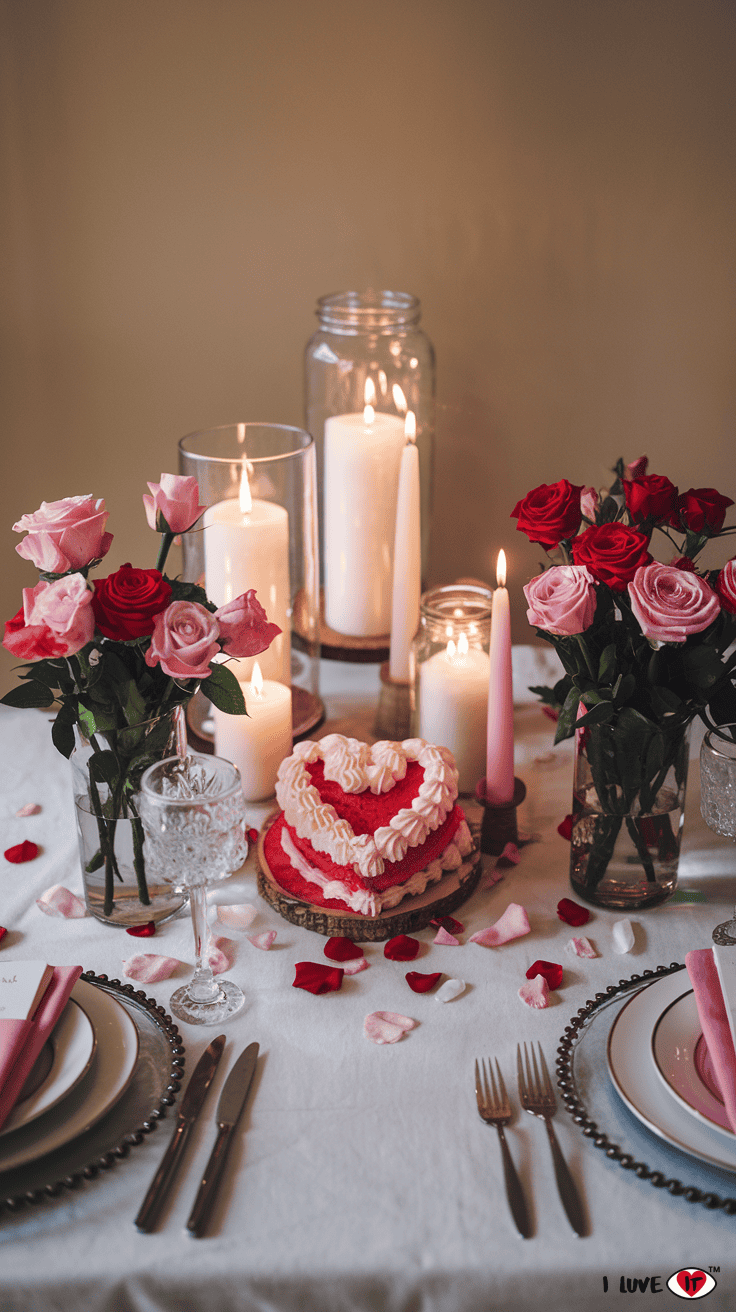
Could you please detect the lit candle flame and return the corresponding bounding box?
[239,462,253,515]
[457,631,469,656]
[496,550,507,588]
[250,660,264,697]
[363,402,375,425]
[393,383,407,412]
[404,410,416,443]
[446,638,457,658]
[364,377,376,406]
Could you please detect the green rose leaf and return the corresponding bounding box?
[0,681,54,709]
[51,703,78,758]
[203,662,248,715]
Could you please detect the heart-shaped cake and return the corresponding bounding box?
[264,734,475,916]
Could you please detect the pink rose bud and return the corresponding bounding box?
[13,495,113,573]
[145,600,220,679]
[214,589,282,658]
[628,562,720,646]
[580,486,598,521]
[524,565,597,637]
[3,574,95,661]
[142,474,207,534]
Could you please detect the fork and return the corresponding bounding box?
[474,1058,532,1238]
[517,1042,586,1238]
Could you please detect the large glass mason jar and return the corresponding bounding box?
[305,290,435,652]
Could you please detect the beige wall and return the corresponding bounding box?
[2,0,735,686]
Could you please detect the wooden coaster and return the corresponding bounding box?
[256,810,483,942]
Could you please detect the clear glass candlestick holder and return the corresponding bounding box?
[139,753,250,1025]
[700,725,736,944]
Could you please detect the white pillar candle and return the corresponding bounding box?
[389,413,421,681]
[418,633,491,793]
[323,403,405,637]
[213,662,293,803]
[485,551,515,805]
[204,479,290,684]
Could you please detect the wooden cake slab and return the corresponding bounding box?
[256,810,483,942]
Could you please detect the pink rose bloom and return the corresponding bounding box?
[580,487,598,522]
[3,574,94,660]
[628,562,721,645]
[13,495,113,574]
[214,589,282,658]
[143,474,207,534]
[145,600,220,679]
[715,559,736,616]
[524,565,597,636]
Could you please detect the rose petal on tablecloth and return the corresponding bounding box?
[483,869,505,890]
[470,903,530,947]
[36,885,87,918]
[126,921,156,937]
[247,827,259,845]
[293,962,344,994]
[363,1011,416,1044]
[123,953,182,982]
[216,903,257,929]
[324,936,364,961]
[557,897,590,927]
[342,957,369,976]
[247,931,277,951]
[15,803,41,817]
[495,842,521,868]
[435,978,465,1003]
[567,936,598,958]
[557,815,574,841]
[433,926,460,946]
[526,960,563,990]
[429,915,464,934]
[0,927,6,946]
[5,840,39,864]
[405,971,442,993]
[384,934,420,961]
[207,936,235,973]
[612,918,635,954]
[518,975,549,1009]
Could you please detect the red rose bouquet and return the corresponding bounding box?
[2,477,280,913]
[512,458,736,906]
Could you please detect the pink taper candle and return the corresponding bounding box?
[389,412,421,681]
[485,551,515,804]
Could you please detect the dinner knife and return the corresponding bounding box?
[185,1040,259,1238]
[135,1033,226,1233]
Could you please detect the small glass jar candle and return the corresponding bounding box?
[305,290,435,649]
[410,584,492,795]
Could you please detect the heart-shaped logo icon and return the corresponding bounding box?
[667,1269,717,1299]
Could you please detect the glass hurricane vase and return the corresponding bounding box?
[569,721,691,910]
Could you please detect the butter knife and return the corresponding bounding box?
[135,1033,226,1232]
[186,1040,259,1238]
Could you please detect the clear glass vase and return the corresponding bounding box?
[71,706,189,926]
[569,721,691,910]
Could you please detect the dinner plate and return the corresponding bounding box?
[0,979,139,1174]
[607,971,736,1172]
[651,989,733,1138]
[1,998,96,1138]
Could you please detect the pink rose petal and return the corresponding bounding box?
[470,903,530,947]
[36,884,87,918]
[495,842,521,868]
[342,956,369,976]
[483,869,505,890]
[247,931,277,951]
[207,935,234,974]
[216,903,257,929]
[123,953,182,983]
[364,1011,417,1045]
[16,803,41,817]
[567,936,598,958]
[518,975,549,1009]
[433,926,460,946]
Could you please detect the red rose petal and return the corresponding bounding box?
[293,962,344,994]
[4,840,39,864]
[526,959,563,990]
[557,897,590,927]
[405,971,442,994]
[0,927,6,946]
[247,827,259,845]
[126,921,156,937]
[557,815,573,841]
[384,934,420,962]
[324,936,364,961]
[429,915,464,934]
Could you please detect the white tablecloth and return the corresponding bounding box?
[1,655,735,1312]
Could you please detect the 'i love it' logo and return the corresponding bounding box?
[667,1270,717,1299]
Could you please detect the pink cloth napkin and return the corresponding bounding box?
[0,965,83,1133]
[685,948,736,1133]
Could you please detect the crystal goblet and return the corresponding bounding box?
[139,752,249,1024]
[700,726,736,946]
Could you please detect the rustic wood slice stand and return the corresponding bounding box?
[256,810,483,942]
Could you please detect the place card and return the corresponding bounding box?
[0,961,54,1021]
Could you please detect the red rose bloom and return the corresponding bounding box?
[92,563,172,640]
[672,488,734,534]
[511,479,584,549]
[623,474,678,525]
[571,524,652,592]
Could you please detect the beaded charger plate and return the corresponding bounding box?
[256,810,483,942]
